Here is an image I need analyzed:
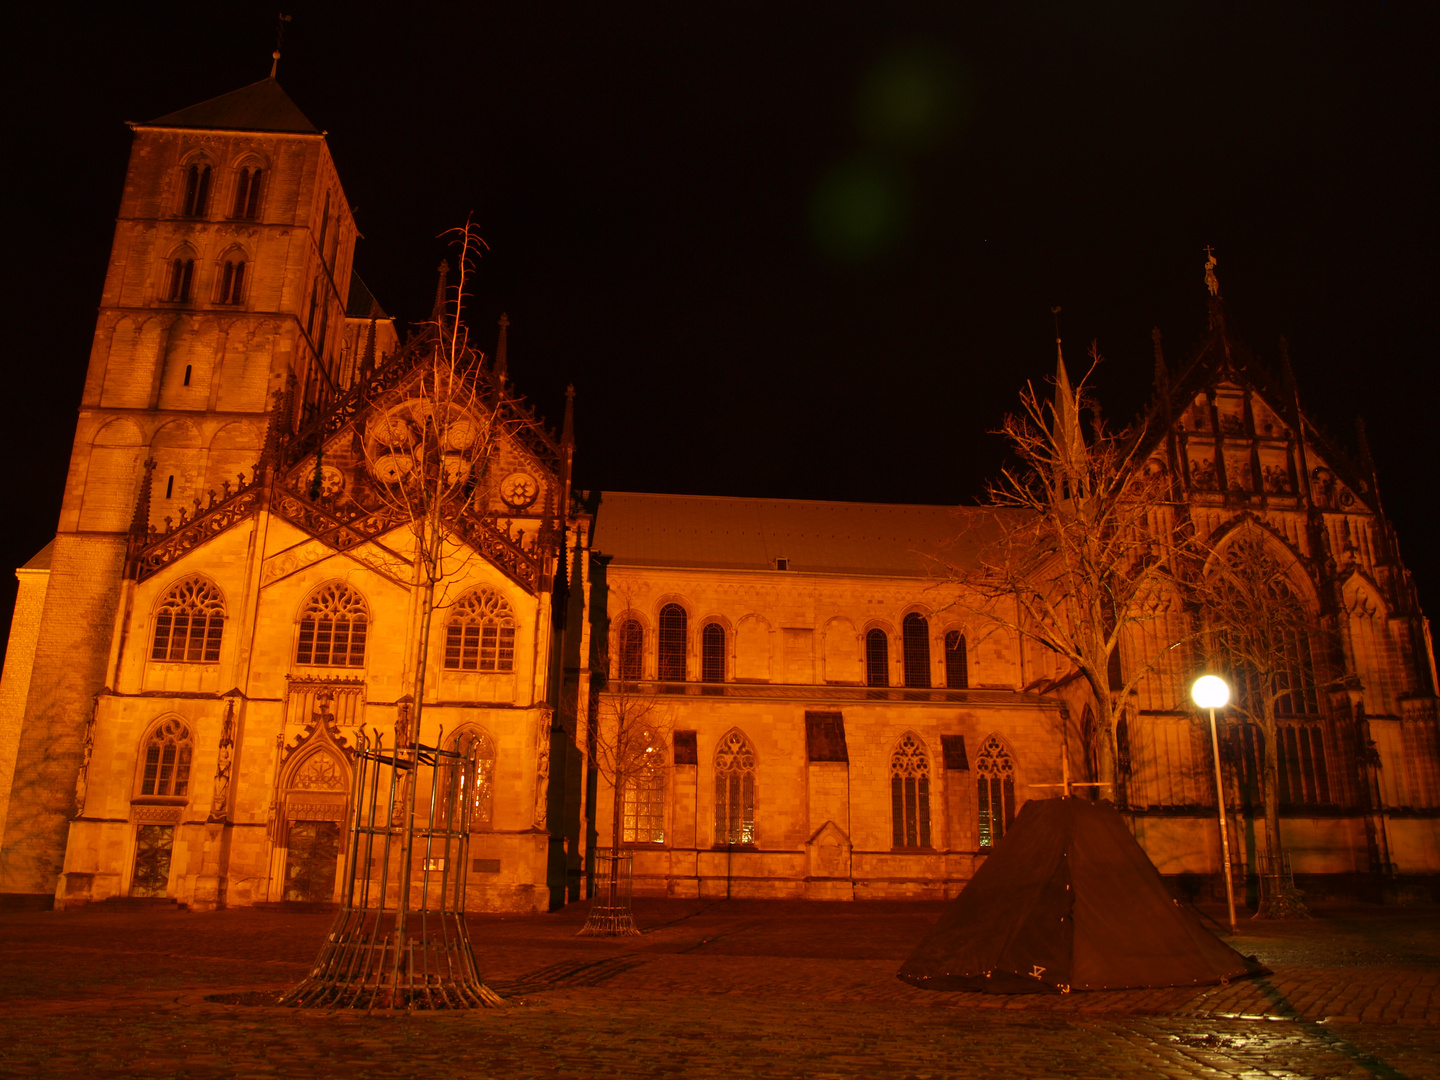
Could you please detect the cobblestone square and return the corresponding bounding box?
[0,899,1436,1078]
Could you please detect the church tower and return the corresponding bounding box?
[0,77,368,896]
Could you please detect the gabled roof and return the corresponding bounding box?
[146,78,320,134]
[591,491,1011,577]
[345,272,388,319]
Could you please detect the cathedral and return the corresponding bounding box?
[0,76,1435,913]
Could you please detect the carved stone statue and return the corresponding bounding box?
[1204,246,1220,298]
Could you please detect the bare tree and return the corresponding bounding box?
[945,345,1199,790]
[579,650,671,936]
[1192,534,1327,914]
[356,222,522,747]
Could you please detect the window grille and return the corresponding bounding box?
[701,623,725,683]
[165,257,194,302]
[658,604,687,681]
[443,588,516,672]
[902,613,931,688]
[296,583,369,667]
[218,259,246,304]
[623,763,665,844]
[152,578,225,662]
[449,729,496,830]
[232,166,264,219]
[714,730,756,845]
[617,620,644,680]
[975,734,1016,848]
[140,718,193,797]
[890,733,932,847]
[865,629,889,687]
[181,163,211,217]
[944,630,968,688]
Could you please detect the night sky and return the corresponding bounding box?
[5,4,1437,657]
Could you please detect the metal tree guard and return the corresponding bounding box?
[578,848,640,936]
[280,730,503,1009]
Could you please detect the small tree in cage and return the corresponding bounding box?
[580,648,672,936]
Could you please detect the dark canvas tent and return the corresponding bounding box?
[899,797,1261,993]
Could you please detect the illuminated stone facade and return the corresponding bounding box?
[0,77,1435,911]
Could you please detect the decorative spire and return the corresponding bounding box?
[562,383,575,448]
[270,13,292,79]
[129,459,157,539]
[495,313,510,381]
[1151,326,1169,394]
[1356,415,1384,512]
[358,316,377,380]
[1204,245,1226,333]
[431,260,450,326]
[1050,306,1085,474]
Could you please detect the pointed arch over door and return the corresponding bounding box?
[279,745,351,903]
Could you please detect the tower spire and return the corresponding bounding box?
[1050,306,1084,476]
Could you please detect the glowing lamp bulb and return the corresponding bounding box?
[1192,675,1231,710]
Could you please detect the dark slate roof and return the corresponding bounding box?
[20,539,54,572]
[345,272,388,319]
[590,491,1013,577]
[147,78,320,134]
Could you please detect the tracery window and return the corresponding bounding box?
[1278,722,1331,806]
[152,577,225,663]
[231,165,264,219]
[902,613,931,688]
[714,730,756,845]
[890,733,932,848]
[181,162,211,216]
[617,619,644,680]
[865,629,889,687]
[165,256,195,302]
[701,623,725,683]
[296,583,368,667]
[449,728,496,830]
[623,762,666,844]
[944,631,968,689]
[658,603,687,681]
[217,258,246,304]
[975,734,1016,848]
[443,588,515,672]
[139,718,193,797]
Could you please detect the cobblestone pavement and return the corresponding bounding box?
[0,899,1436,1079]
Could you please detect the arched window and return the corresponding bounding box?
[444,588,516,672]
[903,613,931,688]
[181,162,211,217]
[232,165,264,219]
[449,728,496,831]
[617,619,644,680]
[714,730,756,845]
[890,733,932,848]
[164,255,195,302]
[658,603,687,681]
[701,623,725,683]
[623,760,666,844]
[217,258,246,304]
[296,583,368,666]
[975,734,1016,848]
[152,577,225,663]
[1278,723,1331,806]
[944,631,968,689]
[139,718,193,797]
[865,629,889,687]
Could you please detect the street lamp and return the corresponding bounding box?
[1192,674,1238,934]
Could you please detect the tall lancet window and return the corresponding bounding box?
[890,733,932,848]
[975,734,1017,848]
[714,730,756,845]
[944,631,968,688]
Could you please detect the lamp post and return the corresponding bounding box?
[1192,674,1237,934]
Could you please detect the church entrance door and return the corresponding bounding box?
[284,821,341,902]
[131,825,174,897]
